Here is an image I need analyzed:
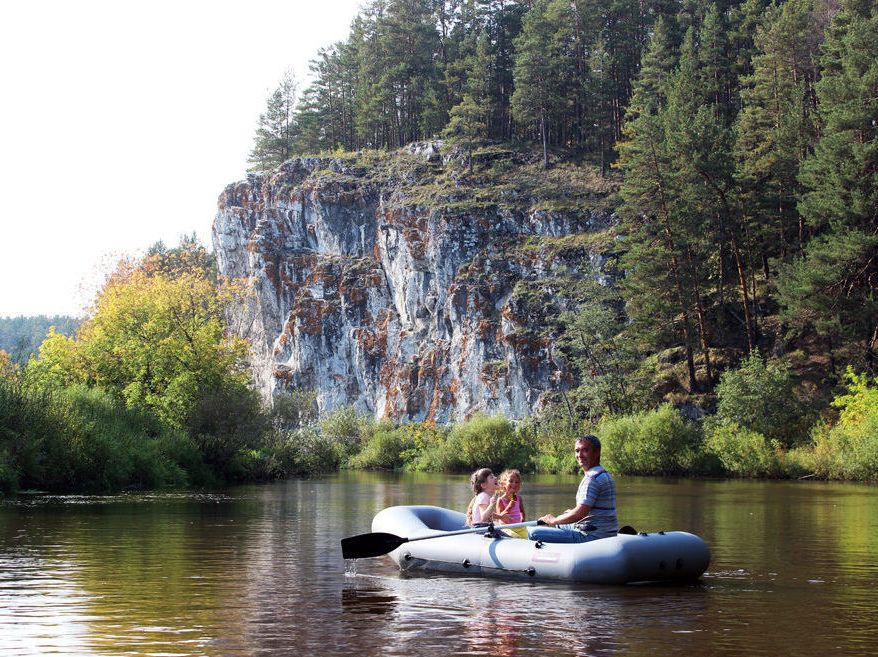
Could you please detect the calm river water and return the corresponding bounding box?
[1,472,877,656]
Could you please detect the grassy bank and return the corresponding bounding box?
[0,378,204,492]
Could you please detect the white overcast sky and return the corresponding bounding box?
[0,0,363,317]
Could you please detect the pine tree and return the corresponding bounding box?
[734,0,822,266]
[443,94,487,173]
[779,0,878,372]
[511,0,575,168]
[624,15,678,123]
[658,29,732,377]
[698,4,732,120]
[443,27,492,172]
[557,274,638,417]
[617,27,700,391]
[248,71,298,171]
[586,38,614,172]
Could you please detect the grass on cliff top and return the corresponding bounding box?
[300,143,622,214]
[420,156,621,214]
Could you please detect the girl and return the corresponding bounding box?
[465,468,509,526]
[496,469,528,538]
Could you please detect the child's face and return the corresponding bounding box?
[483,474,498,493]
[504,475,520,496]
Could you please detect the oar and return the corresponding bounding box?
[341,520,543,560]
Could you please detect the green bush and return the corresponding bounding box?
[245,424,343,477]
[271,390,318,431]
[290,428,343,473]
[187,382,269,479]
[797,369,878,480]
[704,422,783,477]
[348,421,414,470]
[451,413,533,471]
[0,377,201,492]
[414,413,533,472]
[414,430,470,472]
[398,422,447,469]
[0,449,19,493]
[319,405,365,463]
[804,416,878,480]
[708,353,806,445]
[598,404,702,475]
[49,386,194,491]
[517,411,581,474]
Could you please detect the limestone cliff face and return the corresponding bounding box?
[213,143,618,423]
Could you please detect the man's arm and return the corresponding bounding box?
[539,503,591,526]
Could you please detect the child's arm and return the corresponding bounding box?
[496,496,512,514]
[491,494,511,523]
[474,492,494,522]
[519,496,525,521]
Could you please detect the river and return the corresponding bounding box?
[1,472,876,656]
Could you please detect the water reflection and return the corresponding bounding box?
[335,567,718,657]
[341,584,398,615]
[1,475,877,656]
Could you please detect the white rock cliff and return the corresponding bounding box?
[212,144,616,423]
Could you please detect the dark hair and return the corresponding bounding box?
[576,434,601,451]
[470,467,493,494]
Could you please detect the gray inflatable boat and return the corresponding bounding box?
[371,505,710,585]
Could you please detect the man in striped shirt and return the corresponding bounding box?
[532,435,618,542]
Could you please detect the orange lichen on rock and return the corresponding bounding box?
[355,309,392,360]
[275,365,294,383]
[501,304,529,326]
[502,332,550,369]
[290,295,336,337]
[476,319,497,338]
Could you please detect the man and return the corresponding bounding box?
[532,434,618,543]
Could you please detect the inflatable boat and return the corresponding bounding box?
[364,505,710,585]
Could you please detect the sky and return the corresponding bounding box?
[0,0,364,318]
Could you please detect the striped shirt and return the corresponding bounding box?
[575,466,618,538]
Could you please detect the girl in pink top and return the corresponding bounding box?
[496,469,527,537]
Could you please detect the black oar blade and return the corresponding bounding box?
[341,532,407,559]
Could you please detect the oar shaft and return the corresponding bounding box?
[403,520,539,544]
[341,520,546,559]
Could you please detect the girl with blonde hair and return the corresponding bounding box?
[496,469,528,538]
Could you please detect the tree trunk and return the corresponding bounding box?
[541,111,549,169]
[729,229,755,353]
[698,170,755,353]
[685,246,714,384]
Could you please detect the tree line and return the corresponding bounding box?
[0,316,80,363]
[615,0,875,393]
[252,0,679,168]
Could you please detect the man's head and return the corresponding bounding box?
[574,434,601,470]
